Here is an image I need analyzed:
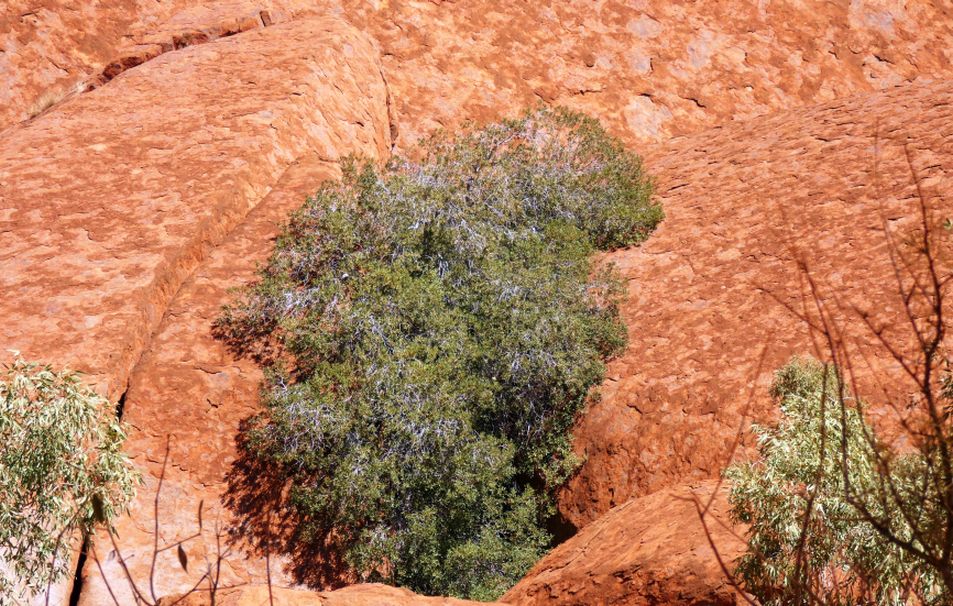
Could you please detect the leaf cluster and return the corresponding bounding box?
[0,357,138,604]
[727,358,945,605]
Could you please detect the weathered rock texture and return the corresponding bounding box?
[559,78,953,527]
[51,25,389,606]
[0,0,325,129]
[3,1,953,605]
[77,157,346,605]
[331,0,953,149]
[1,0,164,127]
[1,16,389,604]
[506,481,745,605]
[0,17,389,399]
[160,583,485,606]
[4,1,953,145]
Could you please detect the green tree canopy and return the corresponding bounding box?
[0,356,137,604]
[219,108,660,599]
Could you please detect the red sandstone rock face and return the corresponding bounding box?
[4,1,953,144]
[318,0,953,147]
[20,23,389,605]
[505,481,745,606]
[3,1,953,605]
[77,158,347,605]
[0,17,389,399]
[332,0,953,149]
[558,78,953,528]
[0,0,325,130]
[1,0,167,128]
[0,17,389,604]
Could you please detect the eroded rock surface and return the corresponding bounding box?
[1,0,171,127]
[506,481,745,605]
[4,1,953,605]
[329,0,953,149]
[559,78,953,527]
[0,17,389,400]
[77,157,350,605]
[5,1,953,145]
[1,18,388,603]
[0,0,325,129]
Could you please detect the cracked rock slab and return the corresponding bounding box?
[0,0,325,129]
[0,17,390,402]
[2,15,389,605]
[78,156,341,605]
[506,481,744,605]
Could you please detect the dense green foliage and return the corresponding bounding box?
[0,357,137,604]
[727,359,946,605]
[219,108,659,599]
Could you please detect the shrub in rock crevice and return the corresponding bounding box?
[219,108,660,599]
[0,357,137,605]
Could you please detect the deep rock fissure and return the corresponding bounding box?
[67,537,89,606]
[90,11,276,90]
[547,509,578,546]
[115,388,128,421]
[12,9,278,133]
[378,65,399,152]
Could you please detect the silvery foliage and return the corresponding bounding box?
[220,107,660,598]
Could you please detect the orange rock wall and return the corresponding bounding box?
[0,16,389,398]
[3,1,953,604]
[0,0,331,129]
[78,158,345,605]
[560,78,953,526]
[5,1,953,146]
[334,0,953,149]
[1,16,390,604]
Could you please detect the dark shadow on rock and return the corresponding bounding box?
[222,417,353,589]
[213,280,348,586]
[210,313,282,368]
[545,506,578,546]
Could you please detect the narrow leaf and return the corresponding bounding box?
[177,544,188,572]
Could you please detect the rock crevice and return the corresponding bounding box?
[0,16,390,400]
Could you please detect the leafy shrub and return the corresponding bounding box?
[0,356,138,604]
[219,108,659,599]
[726,358,945,604]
